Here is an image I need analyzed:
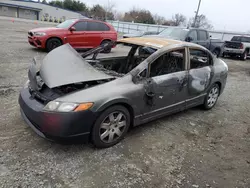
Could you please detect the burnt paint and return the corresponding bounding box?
[41,43,228,127]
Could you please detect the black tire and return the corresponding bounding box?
[100,40,112,53]
[91,105,130,148]
[46,38,62,52]
[213,48,220,58]
[203,84,220,110]
[240,50,247,61]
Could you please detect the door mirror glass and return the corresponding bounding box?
[69,26,76,32]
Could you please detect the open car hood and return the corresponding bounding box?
[40,44,114,88]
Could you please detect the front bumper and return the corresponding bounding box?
[19,88,98,142]
[28,36,45,49]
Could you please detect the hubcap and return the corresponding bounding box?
[99,111,127,143]
[207,87,219,107]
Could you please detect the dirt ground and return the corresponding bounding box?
[0,18,249,188]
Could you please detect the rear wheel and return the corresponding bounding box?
[100,40,112,53]
[91,105,130,148]
[240,50,247,61]
[46,38,62,52]
[203,84,220,110]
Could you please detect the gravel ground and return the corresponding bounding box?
[0,18,250,188]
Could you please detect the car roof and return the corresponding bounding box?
[118,37,189,49]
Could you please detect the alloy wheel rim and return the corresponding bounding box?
[207,87,219,107]
[50,41,59,50]
[99,111,127,143]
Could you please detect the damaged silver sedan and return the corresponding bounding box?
[19,37,228,148]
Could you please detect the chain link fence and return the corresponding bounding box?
[107,20,250,41]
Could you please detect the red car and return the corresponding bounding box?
[28,19,117,52]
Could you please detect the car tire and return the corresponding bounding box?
[100,40,112,53]
[240,50,247,61]
[213,48,220,58]
[203,84,220,110]
[91,105,130,148]
[46,38,62,52]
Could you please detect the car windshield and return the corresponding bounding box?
[159,28,189,40]
[56,20,76,28]
[83,43,157,76]
[231,36,241,42]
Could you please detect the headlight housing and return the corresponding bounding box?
[44,101,93,112]
[33,32,46,36]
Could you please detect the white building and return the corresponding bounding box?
[0,0,83,21]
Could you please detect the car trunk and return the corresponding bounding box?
[224,41,243,49]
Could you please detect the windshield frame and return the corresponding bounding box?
[56,19,77,29]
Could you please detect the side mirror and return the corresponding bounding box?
[69,26,76,32]
[186,36,193,42]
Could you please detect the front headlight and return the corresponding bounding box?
[34,32,46,36]
[44,101,93,112]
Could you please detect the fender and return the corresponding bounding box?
[93,97,135,113]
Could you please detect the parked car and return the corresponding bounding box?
[223,35,250,60]
[19,37,228,148]
[28,19,117,52]
[153,27,224,57]
[123,30,160,38]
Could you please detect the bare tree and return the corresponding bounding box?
[103,0,116,20]
[171,13,186,26]
[123,8,155,24]
[113,11,124,21]
[189,14,213,29]
[153,14,166,25]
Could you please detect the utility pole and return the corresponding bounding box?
[192,0,201,27]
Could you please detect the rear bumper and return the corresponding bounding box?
[19,87,98,142]
[223,48,244,55]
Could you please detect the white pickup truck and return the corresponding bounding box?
[223,36,250,60]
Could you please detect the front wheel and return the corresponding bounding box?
[213,48,220,58]
[203,84,220,110]
[46,38,62,52]
[100,40,112,53]
[91,105,130,148]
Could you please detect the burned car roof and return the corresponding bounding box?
[118,37,186,49]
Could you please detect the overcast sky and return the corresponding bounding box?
[49,0,250,32]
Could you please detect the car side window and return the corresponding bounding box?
[188,31,198,41]
[87,22,110,31]
[149,49,185,77]
[189,49,212,69]
[242,37,250,43]
[198,31,207,40]
[74,21,87,31]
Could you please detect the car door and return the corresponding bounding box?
[85,21,108,48]
[186,48,214,108]
[140,47,189,121]
[187,30,198,43]
[66,21,87,48]
[197,30,210,49]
